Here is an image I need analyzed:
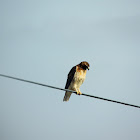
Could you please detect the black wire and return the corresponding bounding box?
[0,74,140,109]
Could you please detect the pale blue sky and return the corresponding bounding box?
[1,0,140,140]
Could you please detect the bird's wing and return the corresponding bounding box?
[65,66,76,89]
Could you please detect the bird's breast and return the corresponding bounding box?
[73,68,86,88]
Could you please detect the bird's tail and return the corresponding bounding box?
[63,91,72,101]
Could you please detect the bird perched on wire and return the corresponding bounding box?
[63,61,90,101]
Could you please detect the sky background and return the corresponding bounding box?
[1,0,140,140]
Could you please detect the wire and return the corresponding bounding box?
[0,74,140,109]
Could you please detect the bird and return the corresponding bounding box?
[63,61,90,101]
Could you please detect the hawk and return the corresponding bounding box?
[63,61,90,101]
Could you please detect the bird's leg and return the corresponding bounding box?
[76,89,82,95]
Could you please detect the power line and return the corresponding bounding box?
[0,74,140,109]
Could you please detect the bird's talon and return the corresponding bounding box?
[77,92,82,95]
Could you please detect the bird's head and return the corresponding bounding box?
[79,61,90,70]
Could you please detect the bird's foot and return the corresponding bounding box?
[76,91,82,95]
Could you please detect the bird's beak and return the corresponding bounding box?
[87,67,90,70]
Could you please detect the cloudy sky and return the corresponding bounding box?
[1,0,140,140]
